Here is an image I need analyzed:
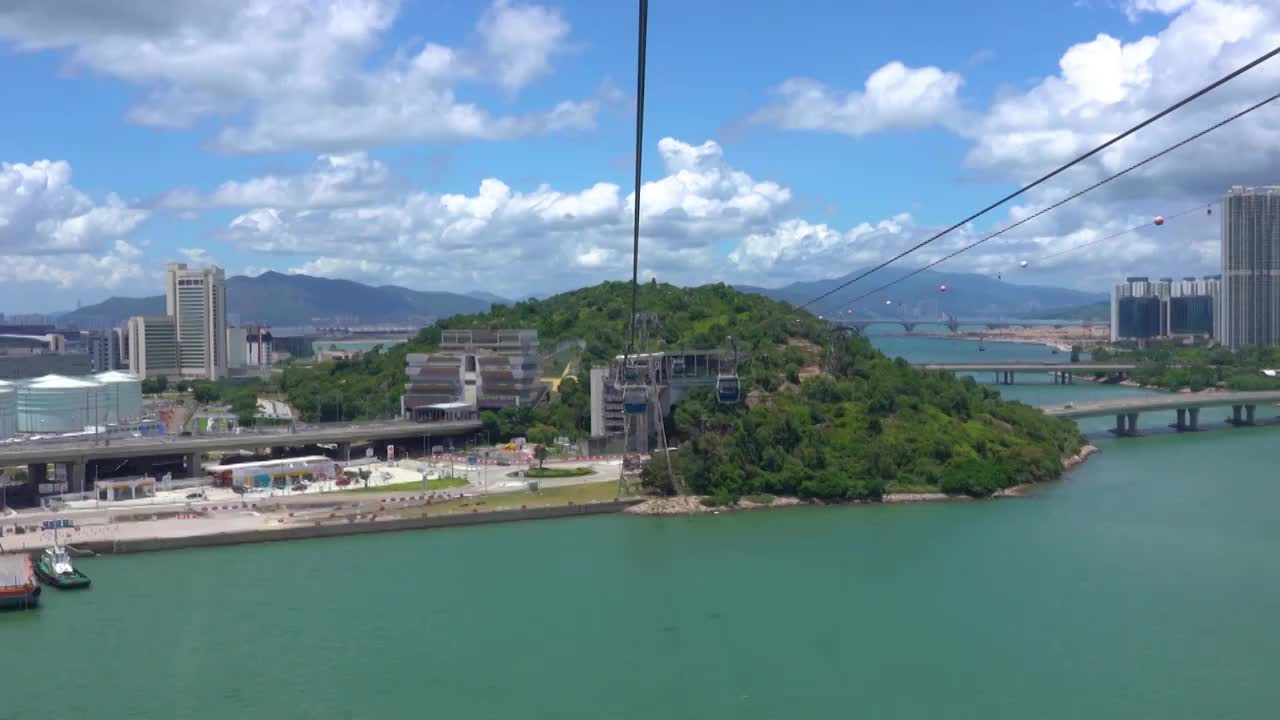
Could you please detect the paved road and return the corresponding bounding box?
[1041,390,1280,418]
[0,419,481,465]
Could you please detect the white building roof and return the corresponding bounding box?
[26,374,101,389]
[94,371,140,383]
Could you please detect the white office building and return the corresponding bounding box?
[126,316,179,379]
[166,262,228,379]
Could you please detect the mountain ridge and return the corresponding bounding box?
[739,267,1105,319]
[60,272,496,328]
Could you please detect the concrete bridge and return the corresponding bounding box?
[1039,390,1280,436]
[835,319,1102,334]
[0,418,482,494]
[921,362,1137,385]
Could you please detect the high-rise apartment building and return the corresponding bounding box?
[1220,186,1280,349]
[164,263,228,379]
[1110,275,1221,342]
[126,316,179,379]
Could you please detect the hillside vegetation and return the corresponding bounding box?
[281,281,1085,498]
[1095,345,1280,391]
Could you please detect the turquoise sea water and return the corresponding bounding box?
[4,332,1278,719]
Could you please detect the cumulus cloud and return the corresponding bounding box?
[0,239,148,290]
[158,153,395,209]
[219,138,795,294]
[0,0,598,153]
[0,159,148,254]
[750,62,965,136]
[747,0,1280,289]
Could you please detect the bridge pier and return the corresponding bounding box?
[185,452,203,478]
[1231,405,1243,426]
[27,462,47,486]
[1173,408,1187,431]
[1127,412,1139,436]
[1188,407,1200,431]
[1247,404,1256,425]
[62,460,86,494]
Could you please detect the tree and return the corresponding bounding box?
[192,382,219,404]
[533,444,550,469]
[358,467,371,489]
[526,423,556,446]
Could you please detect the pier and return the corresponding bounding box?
[1038,390,1280,436]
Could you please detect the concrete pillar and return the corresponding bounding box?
[1188,407,1200,431]
[1246,404,1256,425]
[1115,414,1126,435]
[66,460,86,494]
[186,452,203,478]
[27,463,47,485]
[1053,371,1060,385]
[1126,413,1139,435]
[1067,371,1074,385]
[337,442,351,462]
[1232,405,1243,425]
[1174,408,1187,431]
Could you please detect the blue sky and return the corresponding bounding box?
[1,0,1277,312]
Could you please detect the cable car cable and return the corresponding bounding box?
[841,90,1280,306]
[625,0,649,357]
[797,44,1280,312]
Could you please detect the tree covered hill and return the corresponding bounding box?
[281,281,1085,499]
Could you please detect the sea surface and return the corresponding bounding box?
[5,330,1279,719]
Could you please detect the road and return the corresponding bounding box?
[1041,390,1280,418]
[0,419,482,465]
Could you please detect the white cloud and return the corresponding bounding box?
[479,0,569,92]
[220,137,794,294]
[0,239,148,290]
[0,0,597,153]
[0,159,148,254]
[159,153,395,209]
[750,62,965,136]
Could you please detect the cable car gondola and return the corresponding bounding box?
[716,336,741,404]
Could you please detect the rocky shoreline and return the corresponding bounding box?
[625,443,1102,515]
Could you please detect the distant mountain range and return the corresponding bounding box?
[739,267,1105,319]
[61,272,506,329]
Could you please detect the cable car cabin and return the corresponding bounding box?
[716,374,741,404]
[622,386,648,414]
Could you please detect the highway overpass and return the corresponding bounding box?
[0,419,482,493]
[921,362,1137,385]
[1039,390,1280,435]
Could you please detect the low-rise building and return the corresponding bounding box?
[402,329,547,416]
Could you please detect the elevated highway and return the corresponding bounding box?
[1039,390,1280,435]
[0,419,482,493]
[921,362,1136,385]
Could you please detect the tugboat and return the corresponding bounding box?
[34,533,91,590]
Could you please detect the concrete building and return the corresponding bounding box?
[16,374,108,433]
[404,353,467,416]
[0,380,16,439]
[126,316,179,379]
[165,262,228,379]
[1110,275,1221,342]
[1220,186,1280,348]
[0,354,92,381]
[589,350,726,446]
[246,326,274,368]
[1111,277,1169,342]
[87,330,121,372]
[227,326,248,369]
[114,327,129,369]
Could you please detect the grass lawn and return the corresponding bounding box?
[525,466,594,479]
[416,480,624,515]
[336,477,468,494]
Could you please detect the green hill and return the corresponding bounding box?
[282,281,1084,500]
